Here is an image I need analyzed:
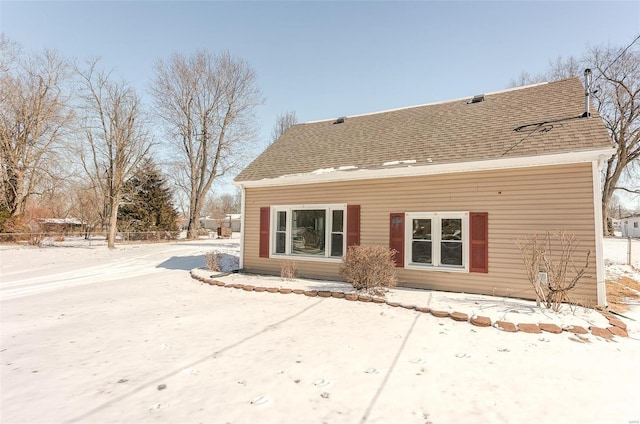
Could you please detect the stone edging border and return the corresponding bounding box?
[189,271,628,339]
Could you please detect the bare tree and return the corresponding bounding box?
[62,181,103,238]
[510,42,640,234]
[77,59,153,248]
[0,35,74,218]
[151,50,262,239]
[590,44,640,235]
[203,191,241,218]
[271,110,297,144]
[509,55,582,88]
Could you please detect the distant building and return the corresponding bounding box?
[621,215,640,238]
[37,218,83,233]
[199,214,241,232]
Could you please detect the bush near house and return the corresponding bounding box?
[339,245,398,295]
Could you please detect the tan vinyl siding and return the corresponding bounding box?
[242,163,598,305]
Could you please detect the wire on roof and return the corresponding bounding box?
[502,114,583,156]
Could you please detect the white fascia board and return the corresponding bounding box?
[592,159,607,307]
[239,187,246,270]
[234,148,616,189]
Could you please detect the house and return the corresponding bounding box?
[35,218,83,233]
[234,78,615,306]
[224,214,242,232]
[199,216,218,231]
[621,215,640,238]
[199,214,242,232]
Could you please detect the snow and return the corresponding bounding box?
[311,167,337,175]
[382,159,416,166]
[272,166,358,181]
[1,236,639,423]
[604,237,640,268]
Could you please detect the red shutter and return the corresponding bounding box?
[346,205,360,247]
[389,213,405,267]
[469,212,488,273]
[259,207,270,258]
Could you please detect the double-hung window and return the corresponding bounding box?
[271,204,346,259]
[405,212,468,271]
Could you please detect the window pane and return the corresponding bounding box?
[441,242,462,266]
[331,234,343,257]
[332,210,343,232]
[412,241,432,264]
[412,219,431,240]
[291,209,325,255]
[277,211,287,232]
[442,219,462,240]
[276,232,286,253]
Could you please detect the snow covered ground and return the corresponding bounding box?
[1,236,639,423]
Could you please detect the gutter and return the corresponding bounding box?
[235,148,616,189]
[239,184,246,270]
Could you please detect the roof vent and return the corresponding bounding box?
[333,116,346,124]
[467,94,485,104]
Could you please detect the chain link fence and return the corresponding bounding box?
[0,231,184,247]
[604,237,640,268]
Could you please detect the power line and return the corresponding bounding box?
[593,34,640,84]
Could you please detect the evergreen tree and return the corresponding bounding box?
[119,159,178,233]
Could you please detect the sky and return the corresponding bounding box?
[1,0,639,192]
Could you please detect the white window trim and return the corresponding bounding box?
[404,212,469,272]
[270,204,346,262]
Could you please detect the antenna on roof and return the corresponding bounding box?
[583,68,592,118]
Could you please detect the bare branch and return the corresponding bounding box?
[150,50,263,239]
[76,58,153,248]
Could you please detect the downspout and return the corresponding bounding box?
[239,184,246,270]
[593,157,606,307]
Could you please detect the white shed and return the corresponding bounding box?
[621,215,640,238]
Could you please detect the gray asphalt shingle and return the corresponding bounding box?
[236,78,613,182]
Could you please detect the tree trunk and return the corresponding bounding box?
[7,168,25,217]
[602,199,610,236]
[187,199,200,240]
[107,198,118,249]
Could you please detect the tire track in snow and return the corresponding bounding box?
[0,240,232,300]
[0,265,167,300]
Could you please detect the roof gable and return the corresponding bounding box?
[236,78,613,183]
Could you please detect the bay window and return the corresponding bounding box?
[271,204,346,259]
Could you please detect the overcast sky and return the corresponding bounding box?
[2,1,639,191]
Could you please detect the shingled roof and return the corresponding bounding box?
[236,78,613,183]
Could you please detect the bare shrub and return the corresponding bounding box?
[280,260,298,281]
[339,245,398,295]
[28,233,43,247]
[516,230,591,312]
[205,252,221,272]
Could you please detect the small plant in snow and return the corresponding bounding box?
[280,260,297,281]
[205,252,221,272]
[339,245,397,295]
[516,230,591,312]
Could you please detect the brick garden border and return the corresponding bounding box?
[190,271,628,339]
